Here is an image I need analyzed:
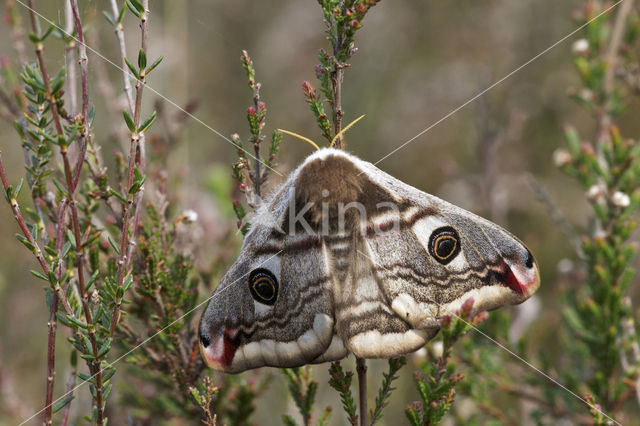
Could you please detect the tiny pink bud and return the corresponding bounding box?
[460,297,475,315]
[581,142,595,157]
[472,311,489,324]
[247,106,256,117]
[302,81,316,100]
[237,220,243,228]
[233,200,240,207]
[441,315,452,326]
[350,19,362,29]
[258,101,265,111]
[239,183,247,191]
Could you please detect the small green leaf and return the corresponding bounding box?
[66,229,76,250]
[103,367,116,382]
[40,25,55,42]
[16,234,35,252]
[102,11,116,26]
[14,178,24,199]
[129,0,145,14]
[137,48,147,70]
[30,269,49,281]
[97,338,112,358]
[117,4,127,23]
[125,0,142,18]
[61,241,72,258]
[52,177,70,197]
[103,382,113,401]
[107,235,121,255]
[190,387,203,405]
[108,188,127,203]
[56,312,71,327]
[138,111,157,133]
[124,57,139,80]
[122,109,135,132]
[51,67,66,94]
[67,315,88,329]
[51,395,75,414]
[80,352,96,361]
[77,372,92,382]
[146,56,164,74]
[86,270,100,291]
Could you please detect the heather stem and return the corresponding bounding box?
[26,1,104,421]
[112,0,150,333]
[356,357,368,426]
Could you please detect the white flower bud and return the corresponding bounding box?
[430,341,444,358]
[552,149,573,167]
[611,191,630,208]
[572,38,589,54]
[91,289,100,305]
[586,184,605,202]
[182,209,198,223]
[579,89,594,102]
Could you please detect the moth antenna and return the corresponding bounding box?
[329,114,366,148]
[277,129,320,151]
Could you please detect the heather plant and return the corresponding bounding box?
[0,0,247,424]
[448,1,640,424]
[556,0,640,421]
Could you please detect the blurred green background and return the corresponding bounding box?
[1,0,639,424]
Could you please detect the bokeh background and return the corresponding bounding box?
[1,0,639,424]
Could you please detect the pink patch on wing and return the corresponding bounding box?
[501,261,527,295]
[202,327,239,370]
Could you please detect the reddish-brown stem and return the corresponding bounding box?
[43,199,69,426]
[70,0,89,123]
[332,65,344,149]
[0,152,76,426]
[0,152,72,314]
[69,0,89,190]
[331,11,345,150]
[111,0,150,334]
[25,2,104,422]
[44,292,57,426]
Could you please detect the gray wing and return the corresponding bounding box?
[199,180,340,373]
[357,158,540,336]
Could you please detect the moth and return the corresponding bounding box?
[199,148,540,373]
